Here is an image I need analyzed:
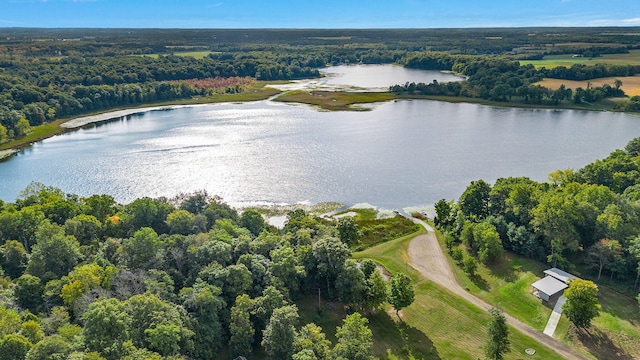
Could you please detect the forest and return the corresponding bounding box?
[2,27,640,144]
[0,185,419,359]
[435,136,640,294]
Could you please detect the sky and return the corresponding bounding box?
[1,0,640,28]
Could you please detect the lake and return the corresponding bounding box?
[1,66,640,211]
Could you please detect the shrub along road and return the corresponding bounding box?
[407,218,589,360]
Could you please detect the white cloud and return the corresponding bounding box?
[207,2,224,7]
[622,17,640,24]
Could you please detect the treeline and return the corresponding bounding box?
[0,185,417,359]
[435,136,640,290]
[397,52,627,104]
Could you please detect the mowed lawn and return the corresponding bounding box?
[436,231,640,360]
[536,76,640,96]
[520,50,640,69]
[354,232,563,360]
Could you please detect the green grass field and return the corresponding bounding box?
[274,90,395,111]
[520,50,640,69]
[438,231,640,359]
[353,231,564,360]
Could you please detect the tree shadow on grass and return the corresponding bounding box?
[469,273,489,291]
[367,310,441,360]
[487,254,519,283]
[569,326,635,360]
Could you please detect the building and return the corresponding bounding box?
[531,267,579,302]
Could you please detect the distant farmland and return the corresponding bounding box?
[537,75,640,96]
[521,50,640,69]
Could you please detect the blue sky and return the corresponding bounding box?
[1,0,640,28]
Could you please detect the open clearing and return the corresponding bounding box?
[354,230,564,359]
[536,76,640,96]
[520,50,640,69]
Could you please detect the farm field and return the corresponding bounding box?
[520,50,640,69]
[536,76,640,96]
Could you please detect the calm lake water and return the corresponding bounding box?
[2,66,640,210]
[318,64,463,90]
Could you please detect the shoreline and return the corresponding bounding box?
[60,104,205,129]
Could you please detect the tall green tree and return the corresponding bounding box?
[586,238,623,280]
[0,334,32,360]
[293,323,331,360]
[387,272,415,318]
[332,313,373,360]
[240,210,266,236]
[459,180,491,219]
[26,223,82,282]
[82,298,130,360]
[337,217,360,245]
[118,227,162,270]
[363,269,388,313]
[230,294,255,359]
[261,305,299,360]
[563,279,601,329]
[312,237,350,298]
[485,308,510,360]
[0,240,28,278]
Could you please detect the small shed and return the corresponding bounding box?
[531,276,568,302]
[544,268,577,284]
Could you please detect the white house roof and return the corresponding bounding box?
[544,268,578,284]
[532,276,568,297]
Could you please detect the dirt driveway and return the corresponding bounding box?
[407,219,588,360]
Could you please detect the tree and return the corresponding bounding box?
[0,123,7,143]
[0,334,32,360]
[387,272,415,318]
[270,246,305,298]
[82,298,130,360]
[14,275,44,313]
[563,279,601,328]
[26,226,82,282]
[363,269,388,313]
[230,294,255,359]
[293,323,331,360]
[459,180,491,219]
[434,198,454,229]
[261,305,299,359]
[463,256,478,276]
[64,214,102,246]
[586,238,623,280]
[25,335,72,360]
[20,321,44,344]
[485,308,510,360]
[240,210,266,236]
[180,282,225,359]
[332,313,373,360]
[312,237,350,298]
[15,117,31,137]
[337,217,360,245]
[0,240,28,278]
[0,306,21,337]
[165,209,195,235]
[335,259,367,308]
[625,136,640,157]
[118,227,162,270]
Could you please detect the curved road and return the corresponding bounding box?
[407,219,588,360]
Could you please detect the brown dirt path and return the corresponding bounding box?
[407,218,589,360]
